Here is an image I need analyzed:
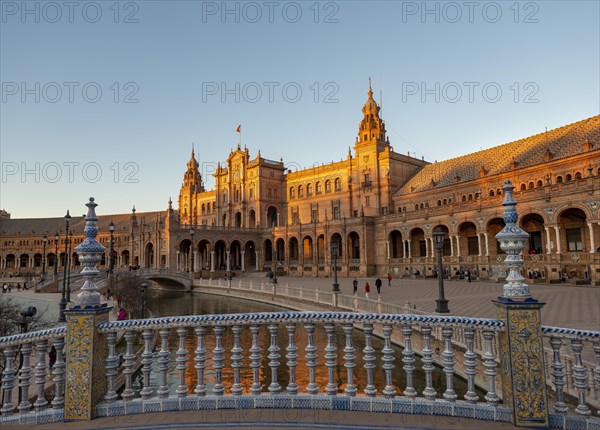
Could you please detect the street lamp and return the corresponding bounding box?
[189,226,195,274]
[53,232,59,278]
[58,210,71,323]
[109,221,115,275]
[42,235,47,277]
[272,249,278,284]
[140,282,148,319]
[66,230,73,303]
[433,227,450,313]
[20,306,37,334]
[331,242,340,292]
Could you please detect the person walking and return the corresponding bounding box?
[364,282,370,299]
[466,269,472,283]
[352,277,358,295]
[375,277,382,295]
[387,273,392,286]
[116,293,122,307]
[117,308,127,320]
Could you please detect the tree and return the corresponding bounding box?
[113,273,146,319]
[0,295,52,337]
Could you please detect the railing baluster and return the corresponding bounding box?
[571,339,591,415]
[362,323,376,397]
[212,326,225,395]
[463,327,478,403]
[1,345,18,415]
[401,324,417,398]
[343,323,356,396]
[382,324,396,398]
[194,326,207,396]
[176,328,188,397]
[121,330,136,401]
[104,332,118,402]
[140,329,154,400]
[33,339,48,411]
[421,326,436,400]
[231,325,244,395]
[593,341,600,416]
[17,342,33,413]
[268,323,281,393]
[482,330,499,406]
[325,323,337,395]
[549,337,567,413]
[51,336,65,409]
[286,323,298,395]
[304,323,318,394]
[157,328,171,398]
[249,325,262,395]
[442,327,457,402]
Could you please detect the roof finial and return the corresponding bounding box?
[368,77,373,98]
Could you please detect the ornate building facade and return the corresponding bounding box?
[1,85,599,283]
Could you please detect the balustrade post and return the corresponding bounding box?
[194,326,207,396]
[140,329,154,400]
[549,337,567,413]
[441,327,457,401]
[381,324,396,398]
[304,323,318,394]
[250,325,262,395]
[1,345,18,415]
[494,180,549,427]
[286,323,299,394]
[362,323,376,397]
[33,340,49,411]
[104,332,118,402]
[121,330,137,401]
[420,326,436,400]
[17,342,33,413]
[401,325,417,398]
[268,324,281,393]
[463,327,479,403]
[571,339,591,415]
[594,342,600,417]
[324,323,337,395]
[176,328,188,398]
[51,336,66,409]
[343,323,356,396]
[157,328,171,398]
[231,325,244,395]
[212,326,225,395]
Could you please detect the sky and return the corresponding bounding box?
[1,0,599,219]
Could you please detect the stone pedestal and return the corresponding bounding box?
[494,297,548,427]
[64,305,111,420]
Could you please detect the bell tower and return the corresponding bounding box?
[356,79,388,149]
[178,145,204,225]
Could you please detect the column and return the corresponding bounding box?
[588,223,595,253]
[554,226,561,254]
[425,237,429,258]
[210,251,215,272]
[544,227,551,254]
[450,236,454,257]
[176,251,180,271]
[193,251,197,272]
[455,236,461,257]
[407,239,412,258]
[402,240,407,259]
[386,240,390,259]
[477,234,482,256]
[255,250,259,271]
[241,251,245,271]
[484,232,490,256]
[226,251,231,272]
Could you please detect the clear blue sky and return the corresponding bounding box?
[1,0,598,218]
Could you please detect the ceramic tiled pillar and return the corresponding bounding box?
[494,180,549,427]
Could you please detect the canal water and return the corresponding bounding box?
[127,289,484,399]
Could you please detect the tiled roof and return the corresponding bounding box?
[0,211,164,236]
[395,116,600,196]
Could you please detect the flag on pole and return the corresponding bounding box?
[236,125,241,133]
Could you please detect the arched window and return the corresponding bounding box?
[443,198,447,205]
[437,200,442,206]
[334,178,342,191]
[201,204,206,214]
[556,176,563,183]
[325,180,331,192]
[528,182,534,189]
[307,184,313,196]
[289,187,295,199]
[565,174,572,182]
[575,172,582,180]
[419,203,424,210]
[316,182,322,194]
[520,183,526,191]
[298,185,304,197]
[414,204,419,210]
[468,194,473,201]
[461,195,467,202]
[536,180,543,188]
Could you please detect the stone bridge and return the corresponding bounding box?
[136,268,192,290]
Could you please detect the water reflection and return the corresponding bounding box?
[133,290,483,398]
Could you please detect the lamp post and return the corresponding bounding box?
[42,235,47,278]
[140,282,148,319]
[331,242,340,292]
[433,227,450,313]
[58,210,71,322]
[20,306,37,334]
[53,232,59,278]
[272,249,278,284]
[189,226,195,275]
[109,221,115,294]
[66,230,73,303]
